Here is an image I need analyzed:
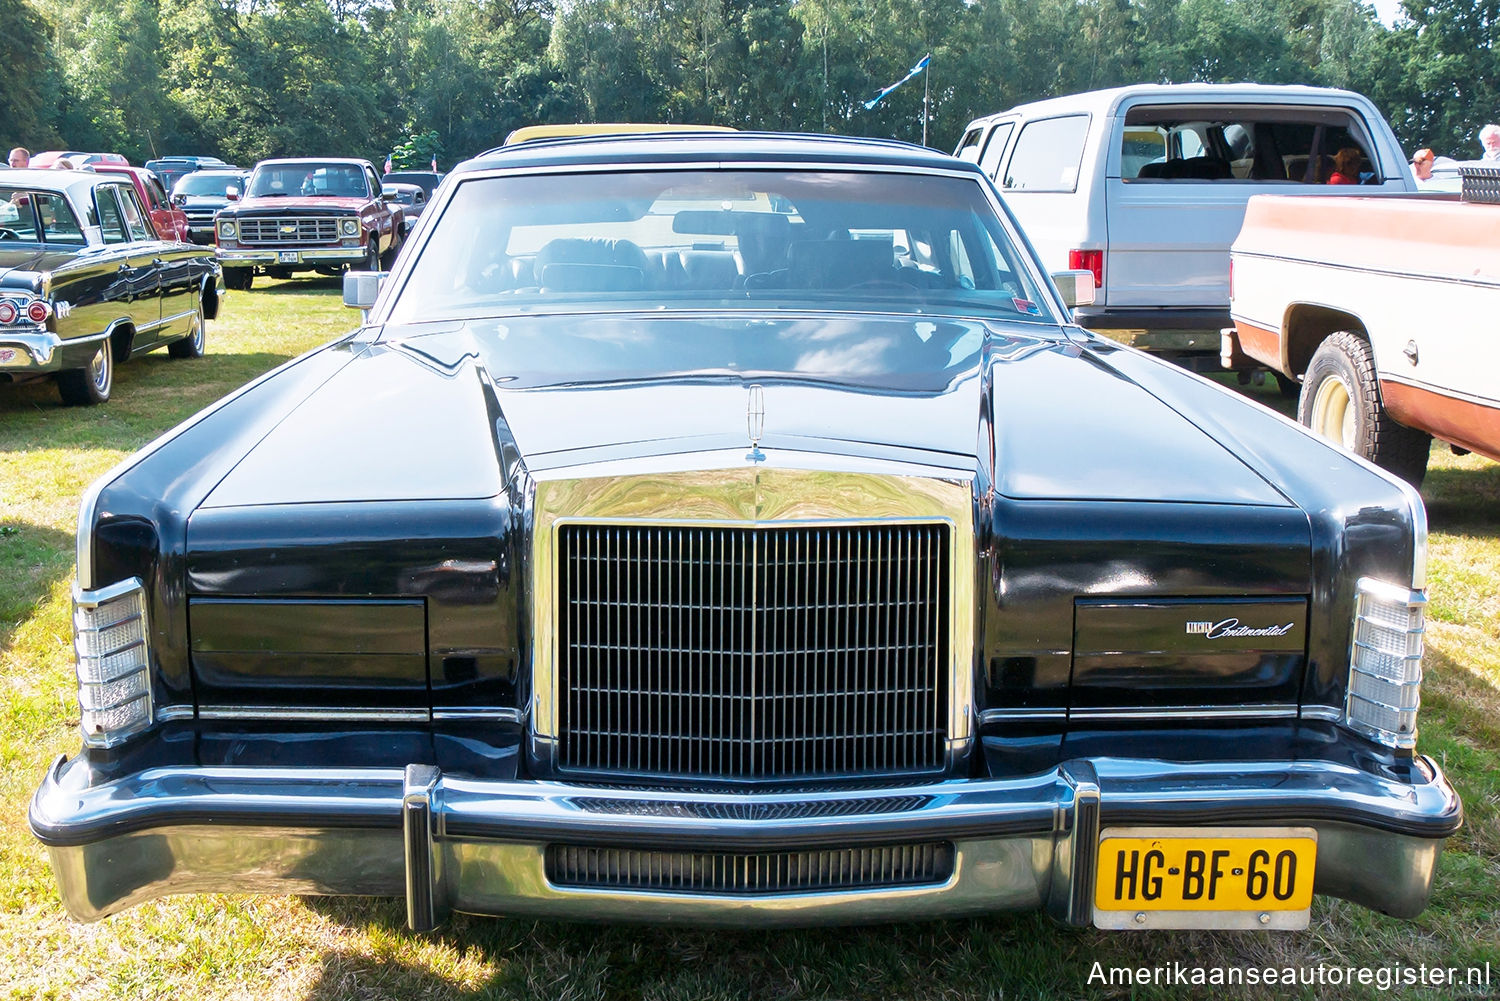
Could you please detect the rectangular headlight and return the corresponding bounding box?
[73,577,154,748]
[1343,578,1424,749]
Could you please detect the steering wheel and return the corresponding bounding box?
[0,228,22,241]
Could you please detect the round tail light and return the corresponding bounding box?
[27,301,49,323]
[0,301,16,325]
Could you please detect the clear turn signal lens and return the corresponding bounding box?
[1343,578,1424,749]
[73,578,153,748]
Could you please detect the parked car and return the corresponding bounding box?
[381,181,428,232]
[30,133,1458,932]
[91,164,190,242]
[0,169,222,405]
[145,155,231,195]
[955,84,1418,371]
[382,169,444,198]
[172,168,250,245]
[215,157,403,290]
[30,151,129,169]
[1226,176,1500,484]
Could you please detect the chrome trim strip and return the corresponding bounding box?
[529,468,976,779]
[980,708,1066,721]
[1067,704,1300,722]
[196,706,429,722]
[155,704,195,722]
[431,708,525,724]
[1302,705,1343,722]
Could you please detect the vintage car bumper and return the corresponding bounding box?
[218,247,366,266]
[30,750,1461,930]
[0,328,109,375]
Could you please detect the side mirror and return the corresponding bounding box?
[380,190,397,202]
[343,270,385,321]
[1050,269,1097,309]
[225,187,239,201]
[172,193,187,206]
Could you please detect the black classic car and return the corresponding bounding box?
[0,169,222,405]
[31,134,1459,932]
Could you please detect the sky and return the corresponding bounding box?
[1370,0,1404,27]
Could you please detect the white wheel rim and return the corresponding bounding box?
[1311,375,1355,450]
[90,346,109,391]
[193,312,204,351]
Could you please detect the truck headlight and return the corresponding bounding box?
[218,220,237,240]
[1343,577,1424,749]
[73,578,154,748]
[340,219,359,236]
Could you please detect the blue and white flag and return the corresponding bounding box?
[863,54,930,110]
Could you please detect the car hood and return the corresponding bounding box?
[199,313,1289,509]
[229,196,370,213]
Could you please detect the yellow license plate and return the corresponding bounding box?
[1094,826,1317,930]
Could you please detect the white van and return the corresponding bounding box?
[956,84,1418,371]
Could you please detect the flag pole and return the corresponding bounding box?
[922,57,930,147]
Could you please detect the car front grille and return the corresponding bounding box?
[546,842,955,895]
[237,216,340,244]
[556,523,949,781]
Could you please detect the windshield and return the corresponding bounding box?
[247,162,369,199]
[388,168,1055,325]
[0,187,86,246]
[175,173,242,197]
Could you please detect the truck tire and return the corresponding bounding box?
[364,239,381,273]
[224,267,253,291]
[57,342,113,406]
[380,230,401,270]
[1297,330,1431,486]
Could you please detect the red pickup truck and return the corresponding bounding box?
[214,158,403,290]
[91,164,191,242]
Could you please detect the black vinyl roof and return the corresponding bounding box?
[459,131,973,176]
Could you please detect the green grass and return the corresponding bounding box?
[2,295,1497,999]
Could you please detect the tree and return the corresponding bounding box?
[0,0,64,150]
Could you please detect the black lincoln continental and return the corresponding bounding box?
[31,134,1460,932]
[0,168,221,405]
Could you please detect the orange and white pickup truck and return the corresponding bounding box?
[1224,189,1500,485]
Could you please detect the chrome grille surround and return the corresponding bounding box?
[530,464,976,783]
[237,216,341,244]
[546,842,955,895]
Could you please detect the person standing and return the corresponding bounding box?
[7,147,29,168]
[1481,124,1500,162]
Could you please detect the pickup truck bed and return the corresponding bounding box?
[1227,191,1500,483]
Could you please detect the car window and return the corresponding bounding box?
[116,186,154,241]
[390,168,1057,326]
[33,192,85,245]
[1122,105,1380,184]
[147,176,169,209]
[978,122,1014,180]
[96,188,128,244]
[1003,115,1090,192]
[955,128,984,163]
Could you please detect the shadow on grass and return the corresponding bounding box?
[254,277,344,296]
[1423,458,1500,536]
[0,520,76,649]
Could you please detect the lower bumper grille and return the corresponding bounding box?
[557,523,950,781]
[546,842,955,895]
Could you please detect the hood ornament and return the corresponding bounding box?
[746,384,766,463]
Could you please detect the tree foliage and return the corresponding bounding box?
[3,0,1497,165]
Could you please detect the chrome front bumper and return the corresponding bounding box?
[217,247,365,266]
[30,754,1460,930]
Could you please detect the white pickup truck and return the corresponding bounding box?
[956,84,1418,371]
[1226,183,1500,484]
